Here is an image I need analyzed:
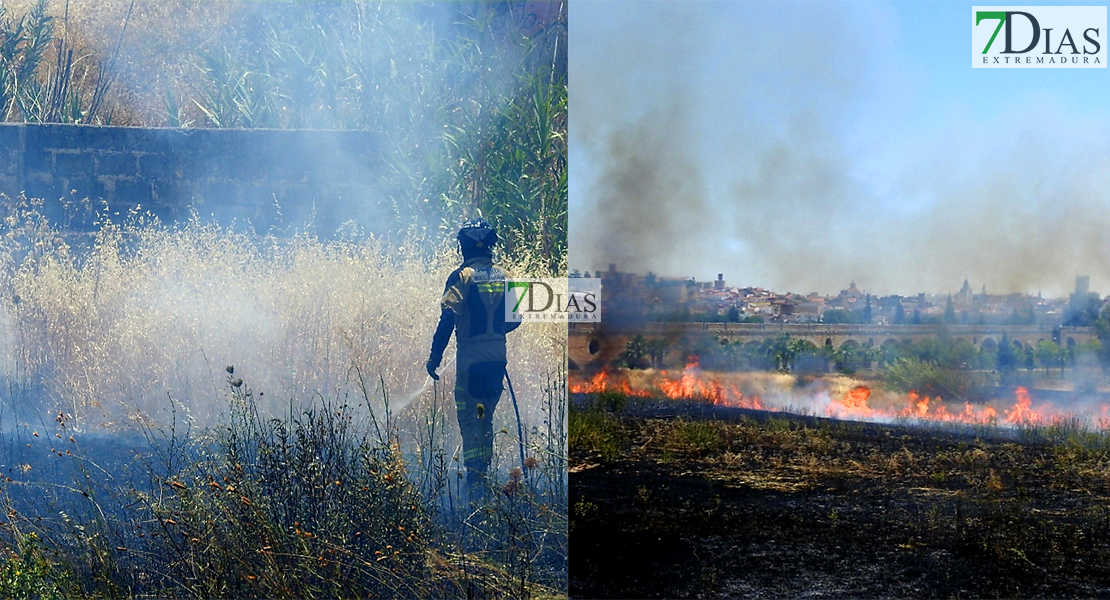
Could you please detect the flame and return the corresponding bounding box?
[570,356,769,409]
[571,365,1106,432]
[827,386,874,419]
[887,392,995,425]
[1004,386,1037,425]
[910,390,930,418]
[567,370,600,394]
[657,357,714,401]
[569,368,649,398]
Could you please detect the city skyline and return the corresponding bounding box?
[576,262,1095,302]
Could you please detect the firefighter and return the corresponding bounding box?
[425,219,520,498]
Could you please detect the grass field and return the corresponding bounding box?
[570,391,1110,598]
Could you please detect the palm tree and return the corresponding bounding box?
[624,334,648,369]
[646,337,670,369]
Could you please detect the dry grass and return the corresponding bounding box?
[0,198,566,597]
[0,199,561,436]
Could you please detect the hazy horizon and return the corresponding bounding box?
[578,263,1090,302]
[570,1,1110,299]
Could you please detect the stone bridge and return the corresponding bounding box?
[568,322,1096,370]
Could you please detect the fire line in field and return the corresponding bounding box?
[571,357,767,410]
[570,357,1110,430]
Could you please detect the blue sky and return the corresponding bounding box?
[570,1,1110,297]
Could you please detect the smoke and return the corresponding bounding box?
[570,2,1110,297]
[3,1,554,242]
[574,93,712,277]
[574,368,1110,434]
[0,219,563,460]
[0,2,567,443]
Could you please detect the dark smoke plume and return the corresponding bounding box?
[570,2,1110,297]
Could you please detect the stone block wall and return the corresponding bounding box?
[0,124,383,232]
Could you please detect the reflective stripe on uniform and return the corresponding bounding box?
[463,446,491,460]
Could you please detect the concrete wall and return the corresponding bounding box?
[0,124,382,232]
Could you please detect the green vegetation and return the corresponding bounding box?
[621,334,648,369]
[695,334,862,373]
[134,377,435,598]
[1093,303,1110,367]
[568,395,626,464]
[1034,339,1067,377]
[615,335,672,370]
[0,533,76,599]
[2,0,568,274]
[820,308,868,324]
[882,356,990,402]
[662,329,1096,394]
[664,418,724,458]
[0,0,130,125]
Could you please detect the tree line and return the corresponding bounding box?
[615,330,1104,401]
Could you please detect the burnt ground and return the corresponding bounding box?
[569,398,1110,599]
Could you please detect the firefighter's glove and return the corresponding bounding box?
[426,355,441,381]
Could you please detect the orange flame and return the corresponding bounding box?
[657,358,713,401]
[569,369,649,398]
[910,390,930,418]
[571,367,1104,432]
[1004,386,1037,425]
[826,386,874,419]
[570,357,771,409]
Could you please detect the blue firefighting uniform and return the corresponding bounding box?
[429,256,520,483]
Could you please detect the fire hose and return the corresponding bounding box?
[505,370,527,474]
[428,355,527,473]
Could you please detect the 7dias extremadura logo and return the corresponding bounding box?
[973,6,1105,68]
[506,278,600,322]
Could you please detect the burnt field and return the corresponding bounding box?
[570,393,1110,599]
